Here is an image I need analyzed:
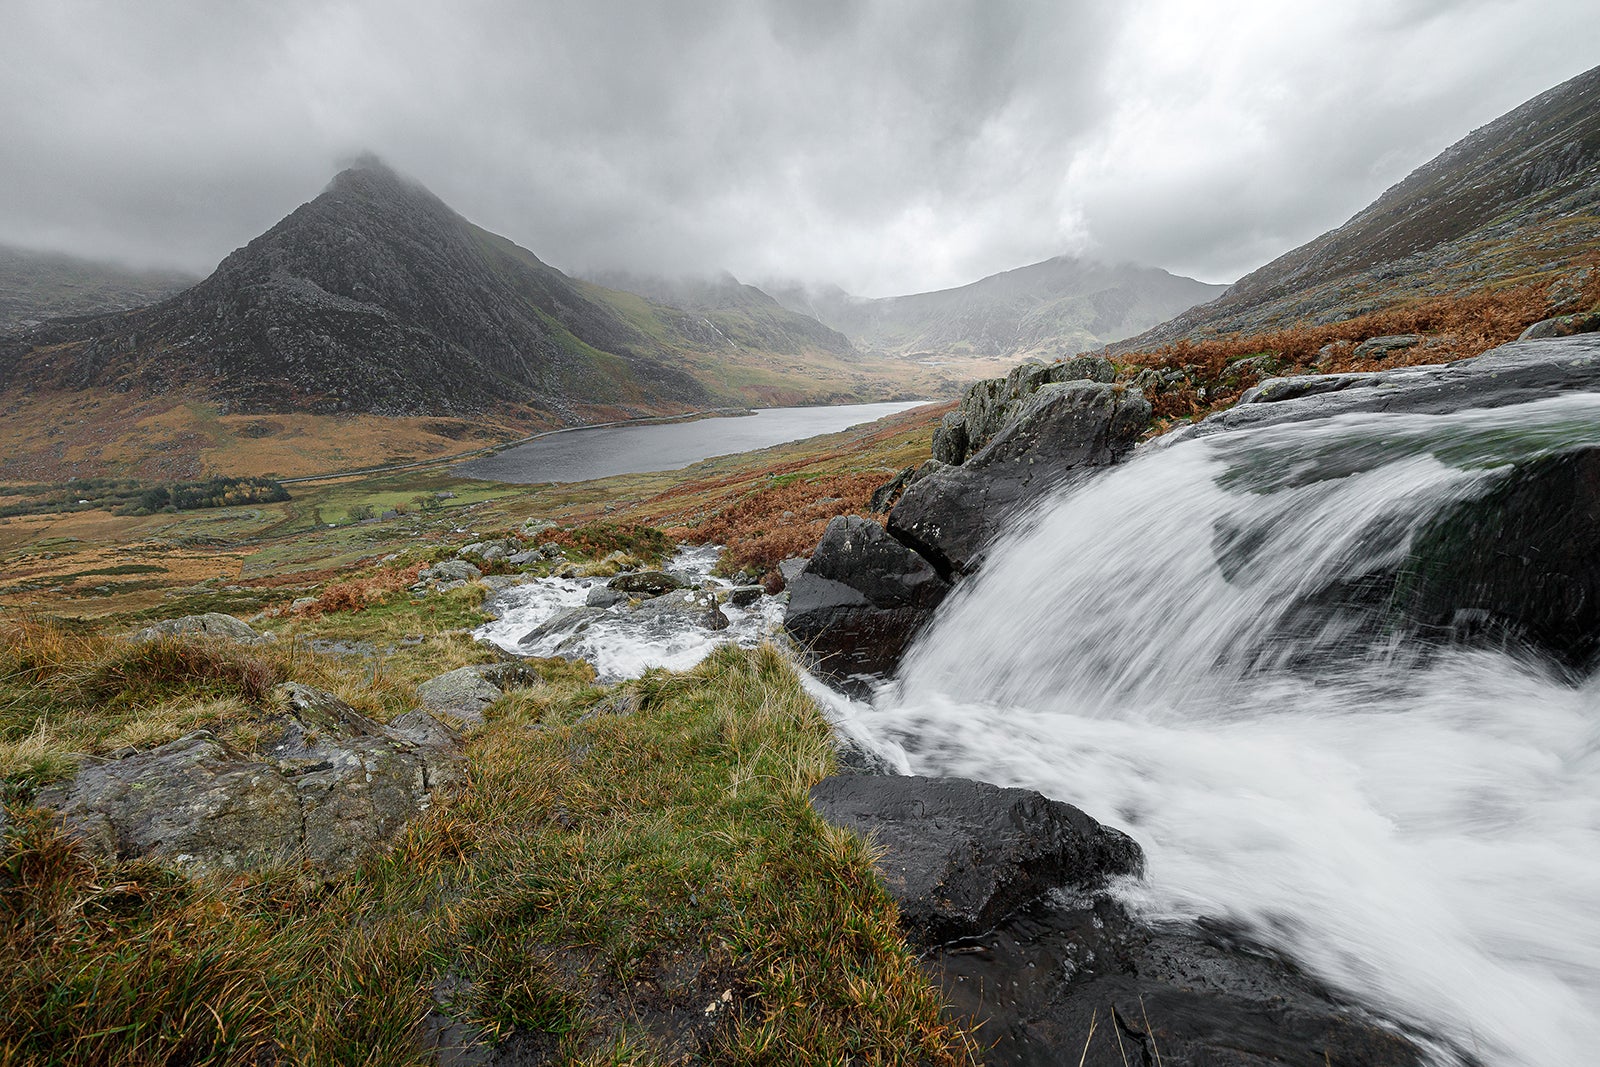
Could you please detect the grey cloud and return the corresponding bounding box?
[0,0,1592,296]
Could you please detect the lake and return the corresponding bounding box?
[455,401,930,484]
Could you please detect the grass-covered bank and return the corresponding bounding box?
[0,639,978,1065]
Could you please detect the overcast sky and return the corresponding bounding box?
[2,1,1593,297]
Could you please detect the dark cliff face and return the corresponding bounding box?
[4,160,710,416]
[1117,62,1600,349]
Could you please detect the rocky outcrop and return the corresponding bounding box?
[809,774,1428,1067]
[1212,333,1600,430]
[785,517,950,685]
[890,380,1150,577]
[36,685,461,875]
[416,665,506,725]
[931,356,1117,466]
[131,612,267,645]
[784,358,1149,683]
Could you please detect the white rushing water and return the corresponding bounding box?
[474,544,786,681]
[843,394,1600,1066]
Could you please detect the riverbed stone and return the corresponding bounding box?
[608,570,682,597]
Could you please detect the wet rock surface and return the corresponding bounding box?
[1198,334,1600,435]
[934,901,1428,1067]
[808,774,1140,946]
[809,773,1428,1067]
[785,516,949,686]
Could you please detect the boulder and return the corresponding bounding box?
[725,585,763,608]
[519,607,607,650]
[889,382,1150,577]
[631,587,730,631]
[810,773,1428,1067]
[418,559,482,584]
[785,516,950,684]
[36,686,463,875]
[1518,310,1600,340]
[585,584,629,608]
[416,665,503,725]
[131,612,265,645]
[607,570,683,597]
[808,774,1141,946]
[1351,333,1421,360]
[931,356,1119,466]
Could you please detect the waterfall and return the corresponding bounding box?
[850,393,1600,1066]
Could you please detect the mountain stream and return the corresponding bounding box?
[838,393,1600,1066]
[475,394,1600,1064]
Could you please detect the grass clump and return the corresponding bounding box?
[548,522,673,566]
[0,643,977,1065]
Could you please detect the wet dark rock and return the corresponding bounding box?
[784,516,949,685]
[725,585,763,607]
[889,381,1150,577]
[1397,445,1600,670]
[608,570,683,597]
[807,774,1141,946]
[931,900,1429,1067]
[868,466,915,513]
[809,773,1427,1067]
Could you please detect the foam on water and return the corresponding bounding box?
[842,394,1600,1066]
[474,544,785,681]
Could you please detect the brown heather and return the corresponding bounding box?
[1119,264,1600,427]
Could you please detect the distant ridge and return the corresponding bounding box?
[768,256,1228,359]
[0,245,195,333]
[583,269,858,359]
[1117,62,1600,350]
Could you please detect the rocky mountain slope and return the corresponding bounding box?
[1,159,713,418]
[0,245,194,333]
[770,256,1227,359]
[1118,62,1600,350]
